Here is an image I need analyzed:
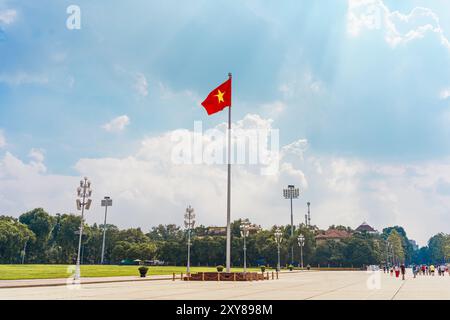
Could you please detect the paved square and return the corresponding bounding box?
[1,271,449,300]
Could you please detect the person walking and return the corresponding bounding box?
[400,264,406,280]
[440,264,446,276]
[394,265,400,278]
[430,264,435,276]
[413,265,418,278]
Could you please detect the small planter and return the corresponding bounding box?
[260,265,266,273]
[216,265,224,272]
[288,264,294,271]
[138,266,149,278]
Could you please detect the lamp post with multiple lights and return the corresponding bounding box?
[283,185,299,265]
[297,234,305,269]
[184,205,195,275]
[100,196,113,265]
[390,242,396,266]
[74,177,92,281]
[274,227,283,272]
[307,202,311,227]
[240,219,250,274]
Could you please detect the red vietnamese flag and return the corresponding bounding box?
[201,78,232,115]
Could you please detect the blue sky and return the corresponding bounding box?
[1,0,450,245]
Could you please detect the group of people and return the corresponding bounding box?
[383,264,407,280]
[412,264,449,277]
[382,264,450,280]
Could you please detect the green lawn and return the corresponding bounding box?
[0,265,262,280]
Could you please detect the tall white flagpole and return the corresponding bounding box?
[226,72,232,273]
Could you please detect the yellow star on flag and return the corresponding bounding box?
[214,89,225,103]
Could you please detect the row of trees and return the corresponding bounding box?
[1,208,449,267]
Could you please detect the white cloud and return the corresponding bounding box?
[0,72,48,86]
[134,73,148,97]
[261,101,286,118]
[440,88,450,100]
[0,9,16,25]
[101,115,130,133]
[347,0,383,36]
[0,152,77,215]
[158,81,199,103]
[0,151,46,180]
[279,71,324,100]
[0,130,5,148]
[282,139,308,160]
[70,114,308,230]
[1,113,449,246]
[28,148,45,163]
[347,0,450,50]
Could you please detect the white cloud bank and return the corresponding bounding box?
[101,115,130,133]
[0,9,16,25]
[0,130,5,148]
[0,72,49,86]
[1,114,449,245]
[347,0,450,50]
[440,88,450,100]
[134,73,148,97]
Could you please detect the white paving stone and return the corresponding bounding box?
[0,270,449,300]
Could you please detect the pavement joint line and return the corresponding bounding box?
[130,284,255,300]
[133,277,285,300]
[205,272,345,300]
[66,276,278,300]
[0,271,297,290]
[391,279,408,300]
[0,276,175,289]
[304,279,365,300]
[179,272,363,300]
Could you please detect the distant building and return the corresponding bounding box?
[355,222,378,234]
[315,228,352,245]
[409,239,419,251]
[205,224,261,237]
[206,226,227,236]
[246,224,262,235]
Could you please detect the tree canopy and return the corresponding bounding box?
[1,208,449,267]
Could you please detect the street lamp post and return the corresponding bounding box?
[307,202,311,227]
[392,245,396,266]
[240,219,250,274]
[283,185,299,265]
[184,205,195,275]
[274,227,283,272]
[21,239,28,264]
[385,240,390,268]
[74,177,92,281]
[100,196,113,265]
[297,234,305,269]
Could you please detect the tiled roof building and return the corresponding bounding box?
[315,228,352,244]
[355,222,378,234]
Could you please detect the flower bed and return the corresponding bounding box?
[184,272,267,281]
